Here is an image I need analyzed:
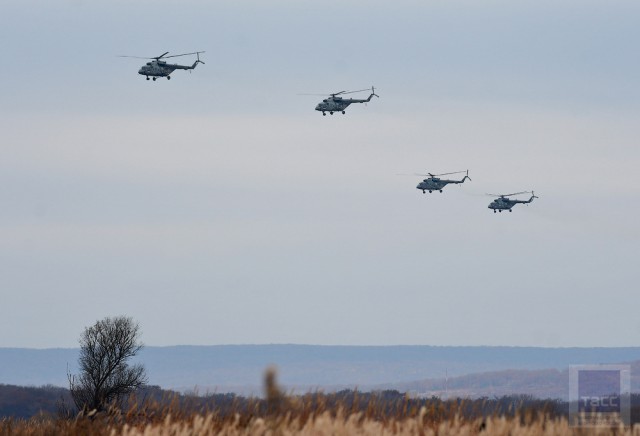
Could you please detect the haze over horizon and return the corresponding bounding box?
[1,0,639,349]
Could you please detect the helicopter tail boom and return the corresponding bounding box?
[162,52,205,70]
[189,52,205,69]
[349,87,379,103]
[441,170,470,184]
[366,86,379,102]
[459,170,471,183]
[514,192,538,204]
[166,59,204,71]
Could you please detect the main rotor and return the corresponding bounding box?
[118,51,206,61]
[415,170,469,178]
[299,86,377,97]
[486,191,533,198]
[330,87,371,97]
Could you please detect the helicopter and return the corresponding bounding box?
[415,170,471,193]
[118,51,205,81]
[487,191,538,213]
[301,87,379,115]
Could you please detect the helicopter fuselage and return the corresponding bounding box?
[315,93,376,115]
[417,176,469,193]
[488,196,535,212]
[138,60,200,78]
[417,178,450,193]
[315,97,354,113]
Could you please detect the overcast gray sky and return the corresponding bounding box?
[1,0,639,348]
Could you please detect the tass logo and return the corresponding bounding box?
[570,365,630,427]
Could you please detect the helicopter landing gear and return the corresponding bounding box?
[322,112,326,116]
[494,210,497,213]
[167,76,171,80]
[330,112,334,115]
[428,190,432,193]
[499,210,502,213]
[342,111,345,114]
[146,77,149,81]
[152,77,157,81]
[422,190,425,194]
[509,209,512,212]
[439,190,443,193]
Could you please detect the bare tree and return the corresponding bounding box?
[68,316,147,412]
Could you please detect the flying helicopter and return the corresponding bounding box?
[415,170,471,193]
[487,191,538,213]
[118,51,205,81]
[300,87,379,115]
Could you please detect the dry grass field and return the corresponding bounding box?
[0,370,633,435]
[1,408,635,436]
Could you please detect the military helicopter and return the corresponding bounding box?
[118,51,205,81]
[487,191,538,213]
[301,87,379,115]
[415,170,471,193]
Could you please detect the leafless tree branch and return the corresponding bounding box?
[68,316,147,412]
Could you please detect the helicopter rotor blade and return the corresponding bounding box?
[118,52,170,60]
[162,51,205,59]
[117,55,154,59]
[340,88,372,95]
[503,191,531,197]
[118,51,204,61]
[299,88,376,97]
[432,170,467,177]
[486,191,531,197]
[298,88,374,97]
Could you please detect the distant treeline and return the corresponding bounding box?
[4,383,640,424]
[0,384,71,419]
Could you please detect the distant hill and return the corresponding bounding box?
[378,360,640,400]
[2,345,639,395]
[0,384,70,418]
